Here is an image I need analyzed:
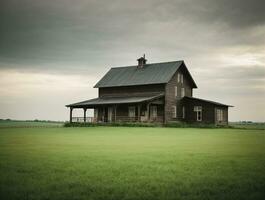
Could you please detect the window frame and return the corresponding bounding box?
[181,88,185,97]
[178,73,181,83]
[217,109,223,122]
[175,86,178,98]
[150,105,157,118]
[194,106,202,121]
[181,74,184,84]
[128,106,135,118]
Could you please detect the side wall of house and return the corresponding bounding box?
[182,99,215,124]
[98,84,165,97]
[164,65,194,123]
[181,99,229,124]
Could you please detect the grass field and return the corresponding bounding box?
[0,126,264,200]
[0,120,63,128]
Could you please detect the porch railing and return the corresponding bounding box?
[71,116,163,123]
[72,117,94,123]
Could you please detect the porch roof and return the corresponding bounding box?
[66,93,164,108]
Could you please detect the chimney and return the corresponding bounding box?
[137,54,147,68]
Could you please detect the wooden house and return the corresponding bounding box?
[66,56,232,125]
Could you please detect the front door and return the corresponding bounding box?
[108,107,113,122]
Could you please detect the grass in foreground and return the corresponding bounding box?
[0,127,264,200]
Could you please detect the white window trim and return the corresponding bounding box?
[194,106,202,121]
[181,88,185,97]
[128,106,135,118]
[175,86,178,98]
[178,73,181,83]
[181,74,184,84]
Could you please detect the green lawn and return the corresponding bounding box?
[0,127,264,200]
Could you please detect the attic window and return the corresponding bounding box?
[178,73,181,83]
[181,74,184,83]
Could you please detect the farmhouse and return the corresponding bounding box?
[66,56,232,125]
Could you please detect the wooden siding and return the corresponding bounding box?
[94,102,164,123]
[182,98,228,124]
[99,84,165,97]
[164,64,193,123]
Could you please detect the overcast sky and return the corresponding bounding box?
[0,0,264,121]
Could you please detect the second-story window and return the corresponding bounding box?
[181,74,184,84]
[181,88,185,97]
[175,86,178,97]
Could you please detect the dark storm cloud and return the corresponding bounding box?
[0,0,264,72]
[173,0,265,28]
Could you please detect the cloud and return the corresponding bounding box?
[0,0,264,121]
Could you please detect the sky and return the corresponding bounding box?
[0,0,264,122]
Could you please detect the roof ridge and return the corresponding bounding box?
[111,60,183,69]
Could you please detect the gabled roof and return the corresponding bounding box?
[183,96,233,107]
[94,60,197,88]
[66,93,164,108]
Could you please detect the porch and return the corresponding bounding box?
[66,94,165,124]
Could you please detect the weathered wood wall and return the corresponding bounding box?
[99,84,165,97]
[164,64,194,123]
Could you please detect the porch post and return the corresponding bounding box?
[114,105,117,122]
[70,107,73,123]
[102,107,105,122]
[137,104,141,122]
[84,108,87,123]
[147,103,150,122]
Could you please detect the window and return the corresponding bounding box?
[108,107,113,122]
[150,106,157,118]
[182,106,185,119]
[175,86,178,97]
[178,73,181,83]
[217,109,223,122]
[194,106,202,121]
[181,74,184,84]
[128,106,135,118]
[172,106,177,118]
[181,88,185,97]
